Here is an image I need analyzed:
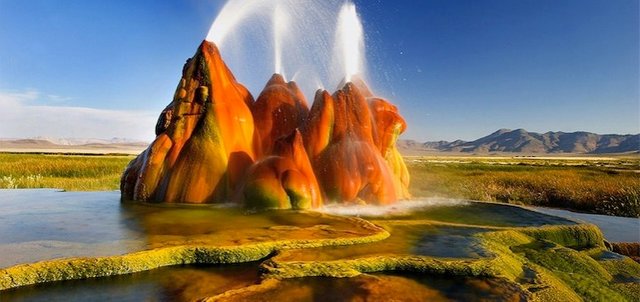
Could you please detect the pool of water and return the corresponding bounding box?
[0,190,581,268]
[1,262,260,302]
[0,189,609,300]
[1,263,527,302]
[0,189,381,268]
[230,274,528,302]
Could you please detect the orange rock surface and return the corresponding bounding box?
[121,40,255,204]
[251,74,309,157]
[239,129,322,209]
[121,41,409,209]
[302,81,410,205]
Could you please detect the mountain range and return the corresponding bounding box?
[0,137,148,154]
[398,129,639,154]
[1,129,638,155]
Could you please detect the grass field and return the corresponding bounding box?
[0,153,134,191]
[0,153,638,217]
[407,156,639,217]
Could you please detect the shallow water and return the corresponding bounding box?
[0,190,577,268]
[531,206,640,242]
[228,273,528,302]
[0,189,609,300]
[277,224,491,262]
[0,189,378,268]
[1,263,260,302]
[1,263,526,302]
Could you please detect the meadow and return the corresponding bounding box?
[407,156,639,217]
[0,153,133,191]
[0,153,638,217]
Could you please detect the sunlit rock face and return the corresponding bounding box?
[121,41,255,204]
[121,41,409,208]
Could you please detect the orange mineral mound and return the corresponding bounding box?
[251,74,309,157]
[121,40,255,204]
[121,41,409,209]
[302,80,410,205]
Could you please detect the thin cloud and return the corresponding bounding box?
[0,90,157,141]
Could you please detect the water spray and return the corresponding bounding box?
[273,4,287,78]
[335,1,365,83]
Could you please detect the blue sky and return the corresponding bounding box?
[0,0,638,141]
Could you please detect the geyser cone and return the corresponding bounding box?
[122,43,409,208]
[251,73,309,157]
[121,40,256,204]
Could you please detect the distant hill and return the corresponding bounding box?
[399,129,640,155]
[0,138,148,154]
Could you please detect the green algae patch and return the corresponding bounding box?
[489,224,639,302]
[262,254,498,279]
[518,224,605,249]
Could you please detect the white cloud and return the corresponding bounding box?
[0,90,157,141]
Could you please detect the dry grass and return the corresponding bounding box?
[407,157,640,217]
[0,153,133,191]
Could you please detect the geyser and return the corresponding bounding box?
[121,1,410,209]
[202,0,362,99]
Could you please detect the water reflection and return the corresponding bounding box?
[0,190,382,268]
[2,263,528,302]
[1,263,260,302]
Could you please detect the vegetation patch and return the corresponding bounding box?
[0,154,133,191]
[407,157,640,217]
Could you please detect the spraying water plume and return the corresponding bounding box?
[273,4,288,77]
[335,2,365,82]
[204,0,366,98]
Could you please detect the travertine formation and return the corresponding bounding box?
[121,41,409,209]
